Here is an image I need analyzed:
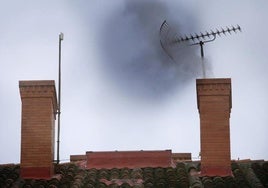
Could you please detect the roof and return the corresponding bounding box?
[1,160,268,187]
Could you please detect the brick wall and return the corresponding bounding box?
[19,80,57,179]
[196,78,232,176]
[70,155,87,162]
[172,153,192,162]
[86,150,172,169]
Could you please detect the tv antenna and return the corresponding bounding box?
[160,20,241,78]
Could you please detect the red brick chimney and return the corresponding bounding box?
[196,78,232,176]
[19,80,57,179]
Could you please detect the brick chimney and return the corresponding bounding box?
[19,80,57,179]
[196,78,232,176]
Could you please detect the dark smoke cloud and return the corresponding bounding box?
[98,0,201,101]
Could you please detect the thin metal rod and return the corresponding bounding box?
[200,41,204,58]
[57,33,63,164]
[191,36,216,78]
[199,41,206,78]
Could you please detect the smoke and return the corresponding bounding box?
[98,0,202,101]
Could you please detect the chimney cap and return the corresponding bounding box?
[19,80,58,118]
[196,78,231,84]
[19,80,56,87]
[196,78,232,111]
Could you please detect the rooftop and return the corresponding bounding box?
[1,160,267,187]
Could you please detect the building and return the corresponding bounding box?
[0,79,267,187]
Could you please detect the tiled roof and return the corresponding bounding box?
[1,161,268,187]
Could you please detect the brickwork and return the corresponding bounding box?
[70,155,87,162]
[172,153,192,162]
[196,78,232,176]
[86,150,172,169]
[19,80,57,179]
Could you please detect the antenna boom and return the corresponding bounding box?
[174,25,241,44]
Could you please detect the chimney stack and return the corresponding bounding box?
[19,80,57,179]
[196,78,232,176]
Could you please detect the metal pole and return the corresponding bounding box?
[199,41,206,78]
[57,33,63,164]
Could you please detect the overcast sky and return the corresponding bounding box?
[0,0,267,164]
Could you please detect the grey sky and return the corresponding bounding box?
[0,0,267,164]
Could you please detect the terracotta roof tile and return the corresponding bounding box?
[0,161,268,187]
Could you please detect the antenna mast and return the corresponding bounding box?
[57,32,64,164]
[160,21,241,78]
